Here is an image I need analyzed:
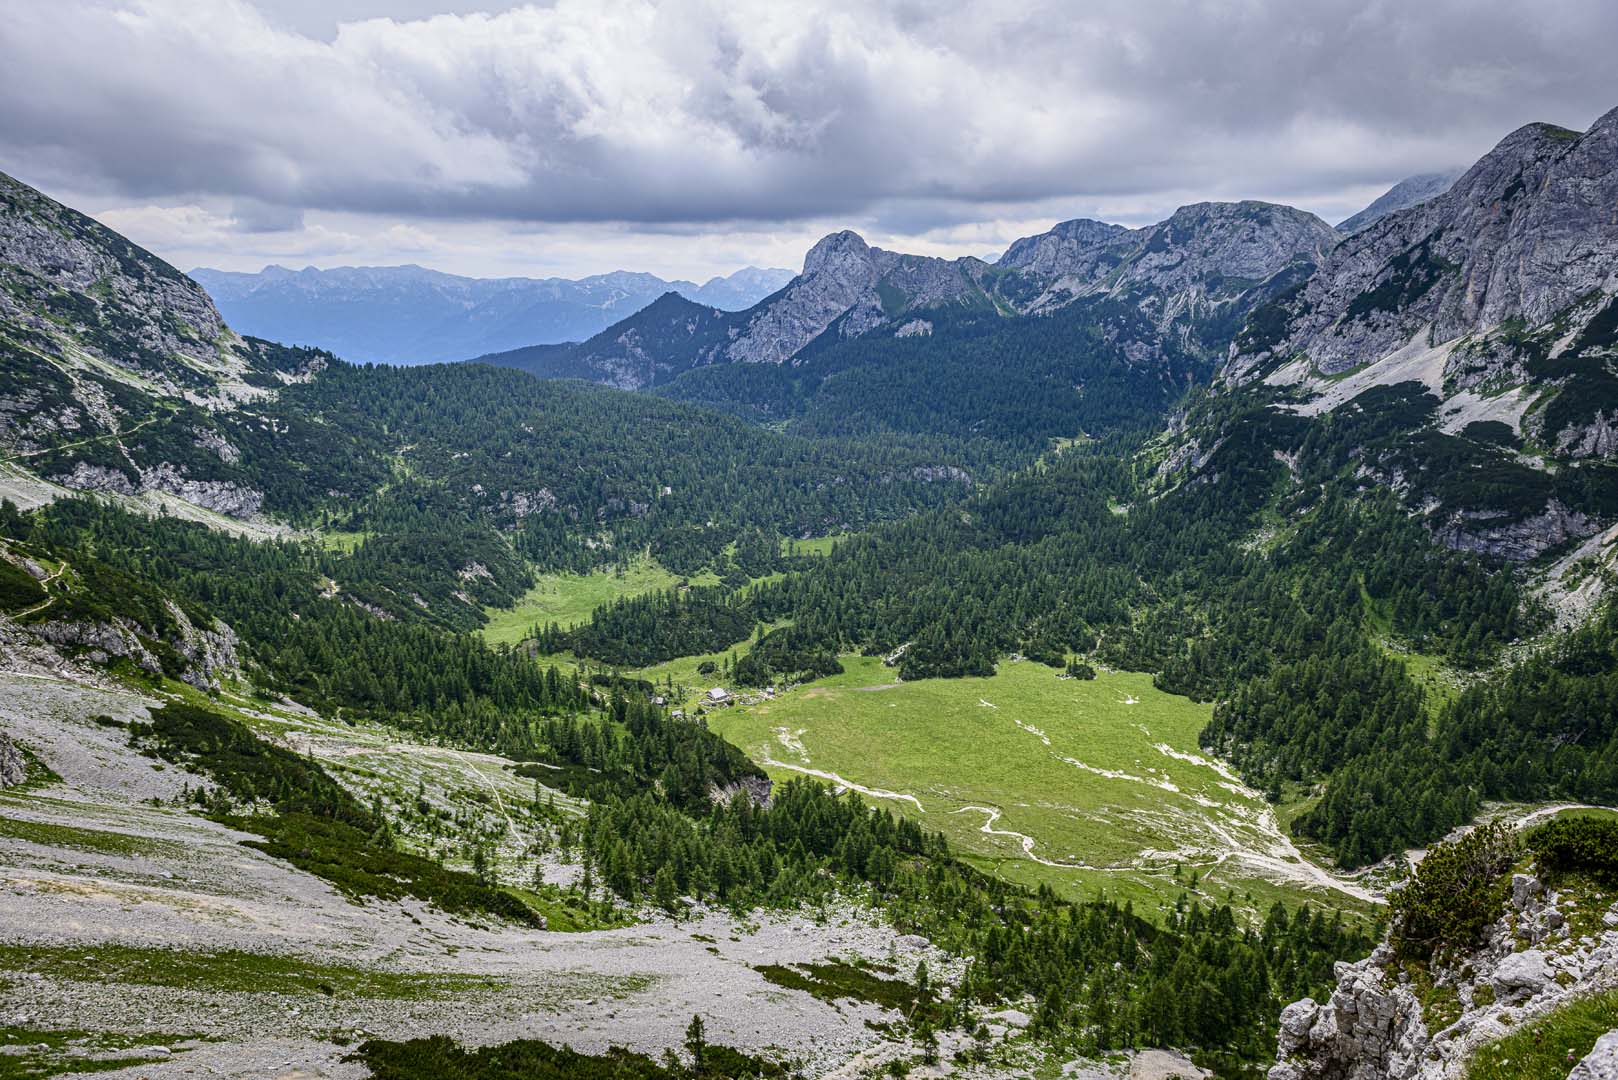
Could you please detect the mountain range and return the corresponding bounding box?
[188,262,795,365]
[3,103,1618,1080]
[479,200,1338,394]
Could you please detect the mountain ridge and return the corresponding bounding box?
[189,261,794,365]
[1334,169,1464,234]
[486,199,1340,394]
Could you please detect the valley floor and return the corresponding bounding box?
[702,656,1381,923]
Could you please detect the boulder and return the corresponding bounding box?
[0,732,25,788]
[1569,1031,1618,1080]
[1513,874,1544,911]
[1492,950,1553,997]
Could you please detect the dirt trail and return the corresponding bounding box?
[4,557,68,620]
[950,804,1124,871]
[1406,802,1618,867]
[760,758,924,811]
[2,410,170,462]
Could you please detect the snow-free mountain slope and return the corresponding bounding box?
[1334,169,1463,234]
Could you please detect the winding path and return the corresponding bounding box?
[5,557,69,620]
[949,805,1124,871]
[760,758,925,811]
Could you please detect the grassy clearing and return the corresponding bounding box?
[1547,807,1618,825]
[755,960,931,1019]
[0,813,186,859]
[0,943,502,999]
[1462,989,1618,1080]
[0,1027,197,1080]
[480,556,718,645]
[627,627,784,712]
[316,529,370,553]
[498,884,636,933]
[781,535,844,557]
[706,656,1375,922]
[1363,591,1465,720]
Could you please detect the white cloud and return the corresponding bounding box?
[2,0,1614,278]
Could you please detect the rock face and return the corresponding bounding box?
[1194,106,1618,571]
[1270,873,1618,1080]
[0,169,232,398]
[720,230,988,367]
[1270,947,1428,1080]
[1336,170,1463,235]
[1431,500,1596,561]
[0,168,335,524]
[0,731,25,788]
[1230,107,1618,383]
[998,218,1131,278]
[1000,201,1339,361]
[1570,1031,1618,1080]
[511,201,1339,388]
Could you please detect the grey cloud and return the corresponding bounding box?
[231,198,305,233]
[0,0,1614,232]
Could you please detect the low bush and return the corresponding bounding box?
[350,1034,790,1079]
[1524,816,1618,888]
[1390,822,1518,962]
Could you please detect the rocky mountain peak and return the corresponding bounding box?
[1229,107,1618,384]
[997,218,1128,276]
[801,229,876,279]
[1128,200,1338,289]
[1337,171,1464,235]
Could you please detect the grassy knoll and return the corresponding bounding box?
[0,813,186,859]
[481,556,718,645]
[781,534,844,557]
[0,1027,197,1080]
[316,529,370,553]
[0,943,502,999]
[706,656,1377,922]
[1463,989,1618,1080]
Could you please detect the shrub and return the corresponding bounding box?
[1524,816,1618,888]
[1391,822,1518,962]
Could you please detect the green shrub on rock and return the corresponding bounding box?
[1391,822,1518,962]
[1524,817,1618,888]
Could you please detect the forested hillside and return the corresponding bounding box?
[3,108,1618,1080]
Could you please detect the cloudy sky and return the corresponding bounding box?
[2,0,1615,281]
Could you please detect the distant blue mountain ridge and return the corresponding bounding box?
[188,262,795,366]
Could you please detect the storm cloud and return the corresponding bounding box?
[2,0,1614,276]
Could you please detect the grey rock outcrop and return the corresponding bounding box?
[0,168,334,530]
[1271,872,1618,1080]
[1569,1031,1618,1080]
[0,731,26,788]
[0,170,231,396]
[1432,500,1596,561]
[49,459,266,521]
[722,231,988,366]
[164,601,243,691]
[1491,948,1552,998]
[998,217,1130,280]
[1269,946,1428,1080]
[1002,201,1338,362]
[1231,107,1618,382]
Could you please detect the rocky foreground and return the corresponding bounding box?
[1271,870,1618,1080]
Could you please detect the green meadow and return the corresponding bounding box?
[705,655,1378,921]
[480,556,718,645]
